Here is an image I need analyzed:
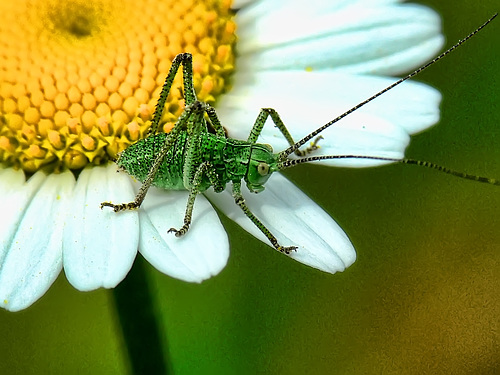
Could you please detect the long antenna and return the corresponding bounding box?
[278,13,498,160]
[277,155,500,186]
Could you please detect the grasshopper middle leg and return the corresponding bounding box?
[168,161,223,236]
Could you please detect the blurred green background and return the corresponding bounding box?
[1,1,499,374]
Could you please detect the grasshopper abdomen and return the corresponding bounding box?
[117,131,253,192]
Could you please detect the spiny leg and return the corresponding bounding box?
[232,182,297,254]
[205,105,227,138]
[181,101,215,189]
[247,108,323,156]
[168,161,223,236]
[171,103,225,234]
[148,53,197,136]
[101,103,204,212]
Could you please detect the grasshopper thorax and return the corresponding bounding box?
[245,143,279,193]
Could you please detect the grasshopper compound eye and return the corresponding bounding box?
[257,163,270,176]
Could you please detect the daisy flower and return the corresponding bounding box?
[0,0,443,311]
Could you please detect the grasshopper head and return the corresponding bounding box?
[245,143,278,193]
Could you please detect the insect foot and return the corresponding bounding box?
[100,202,139,212]
[297,135,324,157]
[278,245,299,255]
[167,226,189,237]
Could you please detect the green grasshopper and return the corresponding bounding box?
[101,14,498,254]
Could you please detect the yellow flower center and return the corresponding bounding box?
[0,0,236,173]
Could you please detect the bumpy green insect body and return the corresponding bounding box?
[102,52,306,253]
[117,130,277,193]
[101,15,498,254]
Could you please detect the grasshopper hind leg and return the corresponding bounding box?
[100,101,202,213]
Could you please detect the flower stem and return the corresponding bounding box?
[112,255,172,374]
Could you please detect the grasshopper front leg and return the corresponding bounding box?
[248,108,323,157]
[232,182,297,254]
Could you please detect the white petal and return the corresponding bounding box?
[0,168,28,254]
[221,71,440,134]
[63,164,139,291]
[232,0,255,9]
[217,71,440,167]
[139,187,229,283]
[237,2,443,75]
[206,174,355,274]
[0,169,74,311]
